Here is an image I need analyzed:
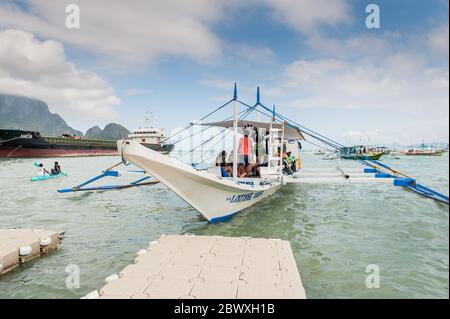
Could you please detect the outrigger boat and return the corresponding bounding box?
[403,144,445,156]
[119,139,282,223]
[338,145,384,160]
[59,84,449,222]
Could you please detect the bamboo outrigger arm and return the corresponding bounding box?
[57,161,159,193]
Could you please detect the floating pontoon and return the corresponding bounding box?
[83,234,306,299]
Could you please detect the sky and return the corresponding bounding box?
[0,0,448,147]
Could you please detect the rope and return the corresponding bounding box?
[160,98,234,144]
[236,99,341,150]
[0,136,22,144]
[256,102,344,149]
[105,160,126,171]
[304,139,336,152]
[174,107,252,161]
[236,100,279,122]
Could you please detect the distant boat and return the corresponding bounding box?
[339,145,384,160]
[313,149,326,155]
[370,146,401,159]
[403,144,444,156]
[128,112,174,154]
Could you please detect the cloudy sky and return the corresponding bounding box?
[0,0,448,145]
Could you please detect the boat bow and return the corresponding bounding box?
[118,140,281,223]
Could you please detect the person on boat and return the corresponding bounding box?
[238,130,254,167]
[285,151,297,173]
[237,163,248,178]
[51,161,61,175]
[282,152,294,175]
[221,163,233,177]
[255,130,267,166]
[37,163,50,176]
[215,151,228,167]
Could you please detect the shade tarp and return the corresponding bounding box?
[201,120,305,140]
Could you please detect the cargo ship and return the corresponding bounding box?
[128,127,174,154]
[127,112,175,154]
[0,129,118,158]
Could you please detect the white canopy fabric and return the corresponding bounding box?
[201,120,305,140]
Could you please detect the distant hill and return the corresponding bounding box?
[0,94,82,136]
[0,94,131,140]
[85,123,130,140]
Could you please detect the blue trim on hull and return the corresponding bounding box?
[209,212,238,224]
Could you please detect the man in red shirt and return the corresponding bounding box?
[238,130,254,167]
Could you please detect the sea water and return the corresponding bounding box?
[0,152,448,298]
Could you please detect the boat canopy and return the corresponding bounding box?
[201,120,306,140]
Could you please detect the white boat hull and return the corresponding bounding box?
[118,140,282,223]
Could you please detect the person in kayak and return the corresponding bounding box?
[51,161,61,175]
[37,163,51,176]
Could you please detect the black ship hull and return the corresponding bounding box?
[0,129,117,158]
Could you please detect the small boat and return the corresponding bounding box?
[404,150,444,156]
[31,172,67,181]
[313,150,326,155]
[403,144,444,156]
[339,145,384,160]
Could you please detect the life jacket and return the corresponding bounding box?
[239,136,252,155]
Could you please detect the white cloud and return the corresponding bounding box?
[262,0,351,33]
[0,29,120,126]
[282,56,448,114]
[270,28,449,144]
[0,0,224,65]
[428,24,449,54]
[0,0,353,66]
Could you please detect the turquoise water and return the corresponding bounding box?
[0,153,448,299]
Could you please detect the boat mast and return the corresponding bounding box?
[256,86,261,122]
[232,83,239,180]
[279,121,285,181]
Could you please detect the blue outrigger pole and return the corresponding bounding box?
[57,161,159,193]
[361,159,449,205]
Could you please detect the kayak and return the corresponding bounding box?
[30,172,68,181]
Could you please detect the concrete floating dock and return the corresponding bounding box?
[87,235,306,299]
[0,229,63,276]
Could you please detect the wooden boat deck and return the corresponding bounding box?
[84,235,306,299]
[0,229,63,276]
